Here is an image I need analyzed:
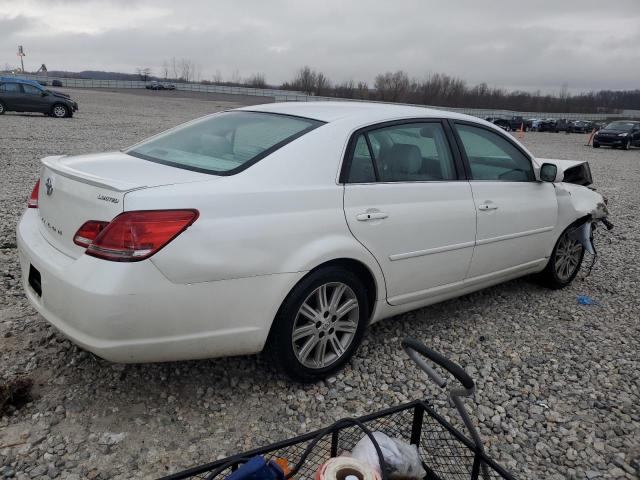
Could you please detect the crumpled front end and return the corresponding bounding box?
[555,182,612,255]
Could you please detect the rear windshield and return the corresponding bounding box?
[127,111,323,175]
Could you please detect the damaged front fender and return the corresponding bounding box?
[555,183,612,255]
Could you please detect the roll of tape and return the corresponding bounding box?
[315,456,381,480]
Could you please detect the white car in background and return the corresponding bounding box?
[17,102,609,381]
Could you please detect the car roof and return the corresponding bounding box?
[0,76,45,90]
[240,101,485,124]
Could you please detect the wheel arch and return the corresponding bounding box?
[264,256,384,348]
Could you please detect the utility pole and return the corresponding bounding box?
[17,45,25,72]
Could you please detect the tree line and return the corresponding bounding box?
[282,66,640,114]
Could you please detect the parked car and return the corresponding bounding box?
[487,116,532,132]
[537,119,558,132]
[529,118,542,131]
[51,80,63,87]
[146,81,175,90]
[555,119,571,132]
[0,77,78,117]
[593,121,640,149]
[568,120,594,134]
[17,102,609,381]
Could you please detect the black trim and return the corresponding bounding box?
[448,119,536,182]
[339,118,463,184]
[127,111,325,177]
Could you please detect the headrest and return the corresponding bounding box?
[384,144,422,174]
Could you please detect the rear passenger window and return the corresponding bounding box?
[346,135,376,183]
[1,83,21,92]
[345,122,456,183]
[455,124,534,182]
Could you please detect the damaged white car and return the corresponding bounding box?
[17,102,611,381]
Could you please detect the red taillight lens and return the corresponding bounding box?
[73,220,109,247]
[28,180,40,208]
[85,210,199,262]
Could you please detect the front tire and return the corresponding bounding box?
[51,104,69,118]
[593,142,600,148]
[538,226,585,289]
[268,267,369,382]
[0,101,5,115]
[623,139,631,150]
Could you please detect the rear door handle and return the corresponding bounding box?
[356,211,389,221]
[478,203,498,211]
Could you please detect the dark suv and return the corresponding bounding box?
[0,78,78,118]
[593,121,640,150]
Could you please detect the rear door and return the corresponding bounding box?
[0,82,23,110]
[451,121,558,279]
[342,120,477,305]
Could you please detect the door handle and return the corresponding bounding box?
[478,203,498,211]
[356,211,389,221]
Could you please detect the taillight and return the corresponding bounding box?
[85,210,199,262]
[28,180,40,208]
[73,220,109,247]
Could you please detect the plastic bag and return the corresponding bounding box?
[350,432,426,480]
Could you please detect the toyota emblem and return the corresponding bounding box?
[45,177,54,196]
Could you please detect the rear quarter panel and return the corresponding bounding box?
[123,122,386,294]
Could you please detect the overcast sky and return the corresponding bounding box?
[1,0,639,93]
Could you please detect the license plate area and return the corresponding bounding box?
[28,264,42,297]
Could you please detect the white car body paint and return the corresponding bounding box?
[17,102,608,363]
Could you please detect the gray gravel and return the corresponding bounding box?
[1,90,639,479]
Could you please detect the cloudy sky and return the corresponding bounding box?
[1,0,639,93]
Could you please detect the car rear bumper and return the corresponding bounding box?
[17,209,303,363]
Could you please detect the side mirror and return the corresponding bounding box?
[40,91,49,97]
[540,163,562,183]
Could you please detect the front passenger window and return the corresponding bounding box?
[22,85,41,95]
[455,124,535,182]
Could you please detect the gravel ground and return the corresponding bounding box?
[0,90,639,480]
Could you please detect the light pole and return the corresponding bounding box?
[17,45,25,72]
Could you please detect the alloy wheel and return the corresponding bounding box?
[291,282,359,369]
[53,105,67,118]
[554,232,583,282]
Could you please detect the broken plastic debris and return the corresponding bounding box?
[577,295,599,306]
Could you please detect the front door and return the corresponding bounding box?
[342,120,477,305]
[452,122,558,279]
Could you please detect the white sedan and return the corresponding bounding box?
[17,102,609,381]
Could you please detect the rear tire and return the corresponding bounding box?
[537,226,585,289]
[51,104,69,118]
[0,101,5,115]
[268,266,369,382]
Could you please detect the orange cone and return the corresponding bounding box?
[586,128,596,146]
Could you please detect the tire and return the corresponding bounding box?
[268,266,369,382]
[623,139,631,150]
[0,101,5,115]
[593,142,600,148]
[537,226,585,289]
[51,104,69,118]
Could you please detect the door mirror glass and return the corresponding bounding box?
[540,163,558,182]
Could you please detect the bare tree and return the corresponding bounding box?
[315,72,331,96]
[212,70,223,84]
[136,67,152,81]
[374,70,411,102]
[246,73,267,88]
[170,57,178,80]
[161,60,169,80]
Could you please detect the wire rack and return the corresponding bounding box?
[160,401,514,480]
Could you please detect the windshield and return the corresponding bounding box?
[127,111,323,175]
[605,122,635,131]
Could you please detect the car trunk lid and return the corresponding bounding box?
[37,152,215,258]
